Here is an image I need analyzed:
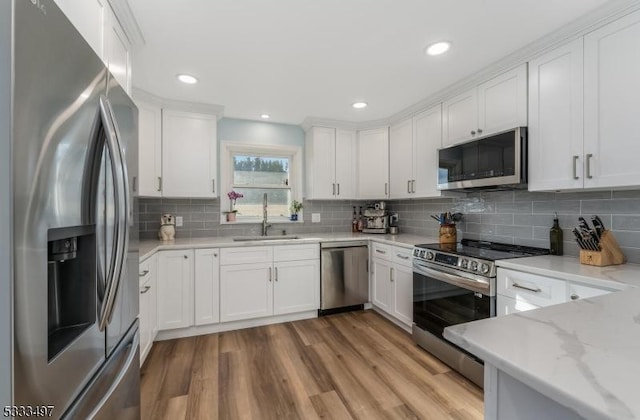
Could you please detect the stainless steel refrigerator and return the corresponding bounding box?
[7,0,140,418]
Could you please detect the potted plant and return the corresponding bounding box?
[225,190,244,222]
[290,200,303,221]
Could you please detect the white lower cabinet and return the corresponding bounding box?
[371,244,413,327]
[194,248,220,326]
[139,254,158,364]
[496,267,620,316]
[220,263,273,322]
[219,244,320,323]
[157,250,194,330]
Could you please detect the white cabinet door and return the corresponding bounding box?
[220,263,273,322]
[157,250,193,330]
[162,110,217,198]
[194,249,220,326]
[371,258,392,311]
[358,128,389,199]
[334,129,357,199]
[137,101,162,197]
[478,64,527,136]
[413,105,442,198]
[389,118,414,199]
[274,259,320,315]
[104,5,131,94]
[528,39,584,191]
[497,295,540,316]
[54,0,105,60]
[443,88,478,147]
[391,264,413,326]
[584,11,640,189]
[305,127,335,199]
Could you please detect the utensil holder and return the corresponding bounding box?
[579,230,626,266]
[439,224,457,244]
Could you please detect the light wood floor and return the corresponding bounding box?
[140,310,483,420]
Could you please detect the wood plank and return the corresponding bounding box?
[310,391,354,420]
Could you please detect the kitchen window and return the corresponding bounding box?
[220,143,303,223]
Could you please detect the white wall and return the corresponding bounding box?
[0,0,12,407]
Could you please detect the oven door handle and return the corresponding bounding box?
[413,261,491,295]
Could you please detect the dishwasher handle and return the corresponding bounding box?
[321,240,369,249]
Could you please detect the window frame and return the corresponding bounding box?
[220,142,303,224]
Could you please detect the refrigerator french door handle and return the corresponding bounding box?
[103,97,131,324]
[97,96,127,331]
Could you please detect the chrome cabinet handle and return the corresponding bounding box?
[512,282,541,293]
[375,249,386,254]
[407,180,411,194]
[140,285,151,294]
[390,267,394,282]
[269,267,272,282]
[573,155,580,180]
[337,183,340,195]
[275,267,278,281]
[586,154,593,179]
[138,270,149,277]
[132,176,137,193]
[411,180,416,193]
[396,254,409,259]
[157,176,162,192]
[570,294,579,300]
[384,183,388,196]
[332,183,336,195]
[212,179,215,193]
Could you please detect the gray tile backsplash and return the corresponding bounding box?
[140,189,640,263]
[388,189,640,264]
[138,198,367,240]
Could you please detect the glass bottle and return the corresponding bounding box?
[352,207,358,233]
[357,207,364,232]
[550,213,563,255]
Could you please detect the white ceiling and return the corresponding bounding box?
[130,0,611,125]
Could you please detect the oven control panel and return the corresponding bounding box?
[413,247,495,277]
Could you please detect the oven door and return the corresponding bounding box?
[413,260,495,341]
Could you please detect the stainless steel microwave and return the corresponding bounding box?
[437,127,527,191]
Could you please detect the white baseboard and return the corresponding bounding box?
[154,310,318,341]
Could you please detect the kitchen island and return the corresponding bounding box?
[445,277,640,420]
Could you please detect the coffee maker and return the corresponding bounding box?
[362,201,389,234]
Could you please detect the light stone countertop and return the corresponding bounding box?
[497,255,640,290]
[138,232,437,262]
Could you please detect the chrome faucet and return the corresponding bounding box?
[261,193,271,236]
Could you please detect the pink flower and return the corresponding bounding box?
[227,191,244,201]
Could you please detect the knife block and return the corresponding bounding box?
[579,230,626,266]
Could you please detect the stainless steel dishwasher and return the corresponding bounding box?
[320,241,369,315]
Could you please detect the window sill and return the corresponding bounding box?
[220,217,304,225]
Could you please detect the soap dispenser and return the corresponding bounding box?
[550,213,563,255]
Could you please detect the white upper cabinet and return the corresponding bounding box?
[104,5,131,94]
[137,100,162,197]
[528,39,584,191]
[357,127,389,199]
[54,0,105,59]
[305,127,356,199]
[389,105,442,199]
[162,110,218,198]
[443,64,527,147]
[583,10,640,189]
[529,11,640,191]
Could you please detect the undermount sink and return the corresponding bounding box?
[232,235,301,242]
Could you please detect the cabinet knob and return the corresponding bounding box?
[477,128,483,134]
[570,294,579,300]
[470,130,476,136]
[184,255,188,259]
[214,253,218,257]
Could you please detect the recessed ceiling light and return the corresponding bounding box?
[352,102,368,109]
[425,41,451,56]
[260,114,270,119]
[177,74,198,84]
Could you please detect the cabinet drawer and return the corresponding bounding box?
[371,242,392,261]
[220,246,273,265]
[273,244,319,262]
[497,268,566,307]
[567,282,614,302]
[392,246,413,267]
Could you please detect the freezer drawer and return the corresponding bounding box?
[320,243,369,310]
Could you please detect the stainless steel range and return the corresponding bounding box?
[412,239,548,388]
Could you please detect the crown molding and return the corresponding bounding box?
[107,0,145,47]
[300,116,390,132]
[132,88,225,119]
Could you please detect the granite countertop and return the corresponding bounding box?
[138,232,437,261]
[497,255,640,290]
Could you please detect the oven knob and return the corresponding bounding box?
[480,263,490,274]
[470,261,478,271]
[425,251,434,260]
[459,259,468,268]
[413,249,419,257]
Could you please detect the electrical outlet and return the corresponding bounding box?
[312,213,321,223]
[175,216,183,227]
